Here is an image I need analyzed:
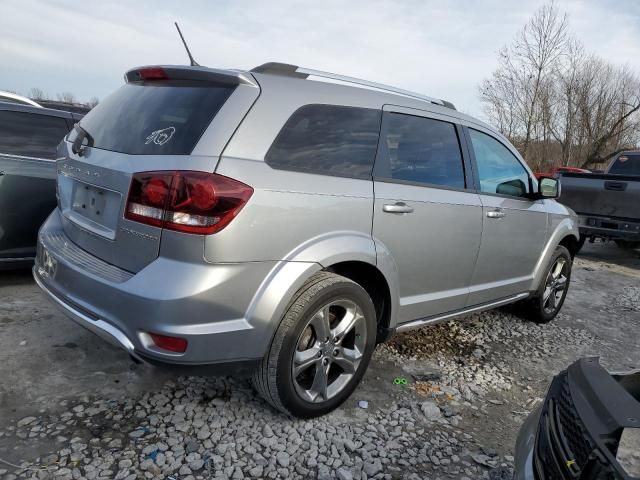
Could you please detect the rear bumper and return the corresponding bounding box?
[33,270,143,362]
[34,210,284,366]
[577,215,640,240]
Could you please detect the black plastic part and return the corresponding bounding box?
[533,357,640,479]
[250,62,309,79]
[441,99,457,110]
[135,351,261,377]
[376,326,396,344]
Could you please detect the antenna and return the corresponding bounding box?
[174,22,199,67]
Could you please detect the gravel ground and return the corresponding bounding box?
[0,241,639,480]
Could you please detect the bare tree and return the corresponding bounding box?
[86,96,99,108]
[547,39,585,167]
[28,87,48,100]
[480,2,569,163]
[514,2,569,160]
[56,91,76,103]
[577,60,640,167]
[479,2,640,171]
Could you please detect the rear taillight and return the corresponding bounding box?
[125,171,253,234]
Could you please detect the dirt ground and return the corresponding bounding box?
[0,240,639,479]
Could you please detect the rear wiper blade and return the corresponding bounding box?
[71,125,94,157]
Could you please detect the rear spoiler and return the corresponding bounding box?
[125,65,258,87]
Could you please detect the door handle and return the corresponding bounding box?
[486,209,506,219]
[383,202,414,214]
[604,181,627,191]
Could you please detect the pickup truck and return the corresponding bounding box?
[559,151,640,250]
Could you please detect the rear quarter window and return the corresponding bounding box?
[78,81,235,155]
[265,104,381,179]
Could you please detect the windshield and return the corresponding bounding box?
[75,81,235,155]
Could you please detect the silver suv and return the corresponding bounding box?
[34,63,579,417]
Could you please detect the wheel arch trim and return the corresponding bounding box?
[531,217,579,292]
[244,232,401,358]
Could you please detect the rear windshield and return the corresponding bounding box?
[76,81,235,155]
[609,154,640,176]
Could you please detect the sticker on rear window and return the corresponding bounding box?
[619,156,629,162]
[145,127,176,146]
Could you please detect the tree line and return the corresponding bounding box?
[27,87,99,108]
[480,2,640,171]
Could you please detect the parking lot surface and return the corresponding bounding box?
[1,241,639,479]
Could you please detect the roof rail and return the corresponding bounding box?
[0,90,42,108]
[250,62,455,109]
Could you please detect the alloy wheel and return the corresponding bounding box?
[291,299,367,403]
[542,257,568,315]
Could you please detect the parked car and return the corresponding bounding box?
[33,62,579,417]
[37,100,92,115]
[559,151,640,251]
[0,101,81,269]
[515,358,640,479]
[535,166,591,179]
[0,90,43,108]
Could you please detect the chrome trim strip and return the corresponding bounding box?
[396,292,530,333]
[0,152,54,163]
[33,268,143,362]
[0,91,43,108]
[0,257,34,263]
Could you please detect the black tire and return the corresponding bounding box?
[252,271,377,418]
[520,245,572,324]
[575,234,587,254]
[615,240,640,250]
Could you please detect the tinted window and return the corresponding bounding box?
[266,105,381,179]
[0,111,69,159]
[469,129,530,198]
[379,113,465,188]
[609,154,640,175]
[78,81,235,155]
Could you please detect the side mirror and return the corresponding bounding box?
[538,176,560,199]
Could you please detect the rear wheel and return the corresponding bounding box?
[521,246,572,324]
[252,272,377,418]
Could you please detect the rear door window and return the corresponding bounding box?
[265,104,381,179]
[77,81,235,155]
[377,112,466,188]
[609,154,640,175]
[0,110,70,159]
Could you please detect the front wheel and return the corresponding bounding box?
[522,246,572,324]
[252,272,377,418]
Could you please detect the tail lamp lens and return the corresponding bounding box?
[125,171,253,234]
[148,333,188,353]
[136,67,168,81]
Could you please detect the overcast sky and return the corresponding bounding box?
[1,0,639,118]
